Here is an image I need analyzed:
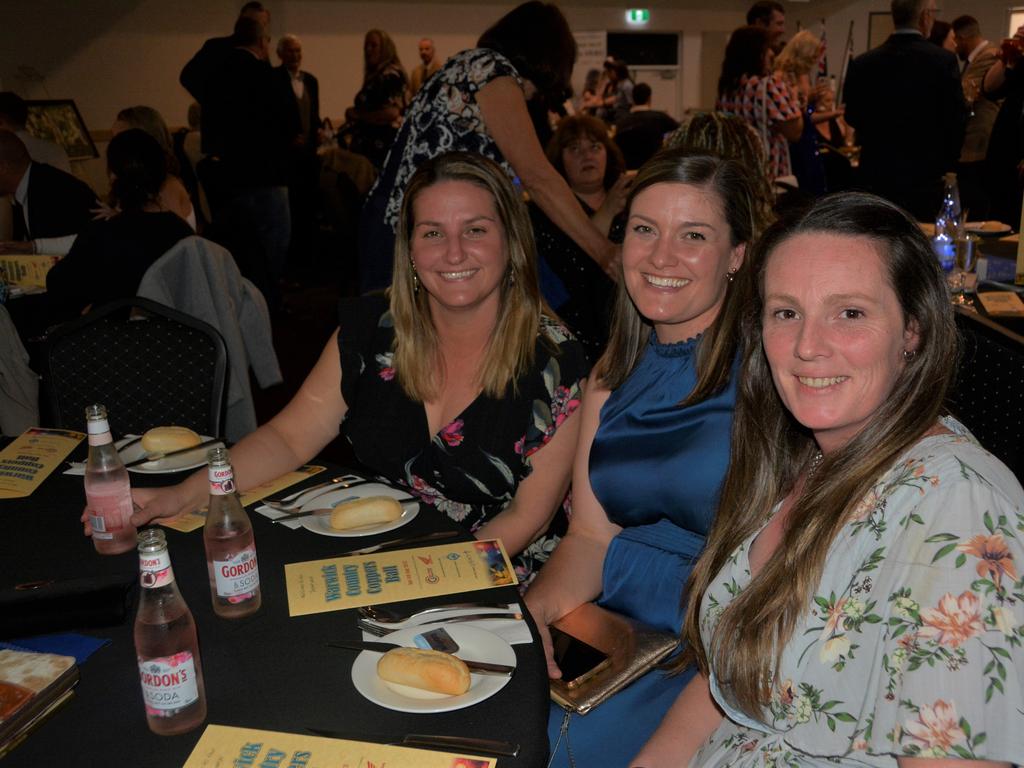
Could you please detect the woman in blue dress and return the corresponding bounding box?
[524,149,768,766]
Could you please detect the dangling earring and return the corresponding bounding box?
[508,267,516,287]
[726,269,736,283]
[410,260,420,295]
[903,348,917,361]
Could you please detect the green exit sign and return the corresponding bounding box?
[626,8,650,25]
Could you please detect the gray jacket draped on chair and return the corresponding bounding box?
[137,236,281,441]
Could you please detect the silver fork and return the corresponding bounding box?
[357,613,523,636]
[358,601,516,623]
[263,476,365,512]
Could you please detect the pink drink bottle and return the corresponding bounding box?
[84,404,136,554]
[203,447,261,618]
[134,529,207,735]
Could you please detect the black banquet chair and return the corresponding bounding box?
[40,298,227,437]
[948,308,1024,483]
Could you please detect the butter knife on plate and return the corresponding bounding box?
[305,728,520,758]
[123,437,223,468]
[327,640,514,675]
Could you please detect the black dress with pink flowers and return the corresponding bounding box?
[336,296,589,582]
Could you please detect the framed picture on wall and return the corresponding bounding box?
[24,100,98,161]
[868,12,894,50]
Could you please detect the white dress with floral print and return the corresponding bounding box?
[694,419,1024,766]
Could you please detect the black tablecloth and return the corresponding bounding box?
[0,451,550,766]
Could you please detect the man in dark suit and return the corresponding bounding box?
[180,1,269,158]
[614,83,678,170]
[0,130,97,256]
[208,16,296,309]
[844,0,967,220]
[275,33,320,268]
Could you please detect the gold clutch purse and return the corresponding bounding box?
[549,602,680,715]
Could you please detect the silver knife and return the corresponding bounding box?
[123,437,223,468]
[328,641,514,675]
[338,530,460,555]
[305,728,520,757]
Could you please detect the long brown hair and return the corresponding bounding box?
[680,193,958,716]
[594,151,762,406]
[390,152,550,402]
[664,111,774,230]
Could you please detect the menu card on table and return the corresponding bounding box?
[0,254,60,289]
[183,725,497,767]
[0,428,83,499]
[285,539,517,616]
[162,465,327,533]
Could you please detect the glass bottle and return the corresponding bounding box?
[134,529,207,735]
[84,404,136,554]
[932,172,962,273]
[203,447,261,618]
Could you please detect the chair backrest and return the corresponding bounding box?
[948,310,1024,482]
[41,297,227,437]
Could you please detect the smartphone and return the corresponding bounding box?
[550,626,611,688]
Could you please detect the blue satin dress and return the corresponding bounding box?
[547,331,737,766]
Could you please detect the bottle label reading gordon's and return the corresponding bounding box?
[214,548,259,600]
[139,550,175,589]
[208,464,235,496]
[87,493,133,541]
[138,652,200,715]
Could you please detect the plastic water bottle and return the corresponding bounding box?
[932,173,962,273]
[134,529,207,735]
[84,404,137,554]
[203,447,261,618]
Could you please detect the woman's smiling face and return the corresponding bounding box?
[622,182,745,344]
[761,232,919,453]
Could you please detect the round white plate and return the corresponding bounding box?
[117,436,222,475]
[298,483,418,537]
[965,221,1012,237]
[350,625,516,713]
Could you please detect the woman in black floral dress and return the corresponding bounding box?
[130,153,588,582]
[357,1,618,293]
[346,29,408,169]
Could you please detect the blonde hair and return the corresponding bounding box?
[679,193,958,716]
[390,152,551,402]
[775,30,822,81]
[363,29,404,82]
[595,151,763,403]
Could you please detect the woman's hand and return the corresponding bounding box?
[131,483,200,526]
[524,593,563,679]
[91,201,119,221]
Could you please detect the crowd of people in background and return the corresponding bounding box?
[2,1,1024,764]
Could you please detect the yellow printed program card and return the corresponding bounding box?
[0,428,84,499]
[285,539,517,616]
[183,724,497,768]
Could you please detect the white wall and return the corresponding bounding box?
[0,0,748,137]
[0,0,1013,141]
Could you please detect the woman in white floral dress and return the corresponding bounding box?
[633,193,1024,767]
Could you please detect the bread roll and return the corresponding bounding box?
[141,426,201,457]
[376,648,471,695]
[328,496,403,530]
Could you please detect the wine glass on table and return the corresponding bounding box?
[953,232,979,306]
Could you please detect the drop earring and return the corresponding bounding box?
[410,261,420,294]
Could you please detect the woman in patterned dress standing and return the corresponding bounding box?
[357,1,618,293]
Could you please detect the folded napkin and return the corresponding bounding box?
[253,473,366,529]
[255,504,304,529]
[360,604,531,646]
